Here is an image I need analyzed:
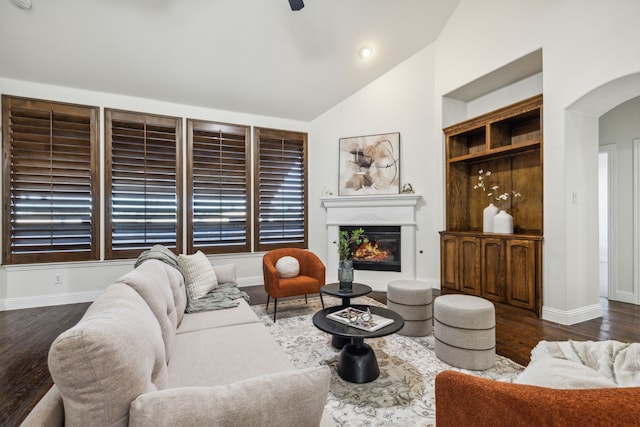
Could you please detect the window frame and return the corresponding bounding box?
[104,108,183,260]
[186,118,251,254]
[253,127,308,252]
[1,95,100,265]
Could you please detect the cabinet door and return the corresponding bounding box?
[481,238,505,302]
[506,239,537,310]
[459,236,481,295]
[440,234,459,291]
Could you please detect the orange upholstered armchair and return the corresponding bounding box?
[262,248,325,321]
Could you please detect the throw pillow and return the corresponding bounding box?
[275,256,299,278]
[178,251,218,299]
[213,263,237,284]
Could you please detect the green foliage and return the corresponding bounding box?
[334,228,368,261]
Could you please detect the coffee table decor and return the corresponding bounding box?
[327,306,393,332]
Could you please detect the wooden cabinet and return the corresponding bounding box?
[440,95,543,316]
[481,237,504,302]
[459,236,481,295]
[440,232,542,315]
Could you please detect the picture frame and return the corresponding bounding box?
[338,132,400,195]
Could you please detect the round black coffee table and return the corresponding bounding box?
[320,282,373,348]
[312,304,404,383]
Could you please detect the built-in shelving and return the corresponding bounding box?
[440,94,543,316]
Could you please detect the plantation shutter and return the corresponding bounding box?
[254,127,307,251]
[187,119,250,254]
[105,109,182,259]
[2,96,99,265]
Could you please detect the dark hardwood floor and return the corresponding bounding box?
[3,285,640,426]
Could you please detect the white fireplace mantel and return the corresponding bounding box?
[321,194,421,291]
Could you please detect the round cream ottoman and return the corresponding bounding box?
[434,294,495,370]
[386,280,433,336]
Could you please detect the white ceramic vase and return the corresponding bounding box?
[493,210,514,234]
[483,203,499,233]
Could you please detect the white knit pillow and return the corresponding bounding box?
[178,251,218,299]
[275,256,300,278]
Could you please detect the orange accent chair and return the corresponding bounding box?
[262,248,326,322]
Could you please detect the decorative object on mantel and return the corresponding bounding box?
[338,132,400,196]
[473,169,521,234]
[322,187,335,197]
[401,183,415,194]
[334,228,368,292]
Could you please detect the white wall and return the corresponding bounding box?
[309,45,439,286]
[0,77,309,310]
[599,96,640,302]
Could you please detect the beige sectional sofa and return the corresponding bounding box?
[21,259,333,426]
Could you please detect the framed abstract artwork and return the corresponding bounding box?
[338,132,400,195]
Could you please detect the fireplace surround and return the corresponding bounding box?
[321,194,420,291]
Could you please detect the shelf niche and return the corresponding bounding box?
[444,94,543,235]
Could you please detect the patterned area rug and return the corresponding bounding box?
[252,296,524,427]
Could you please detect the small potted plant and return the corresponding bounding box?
[334,228,368,292]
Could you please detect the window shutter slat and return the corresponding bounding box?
[253,127,307,250]
[2,95,100,264]
[106,109,182,259]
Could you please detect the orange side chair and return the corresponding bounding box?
[262,248,326,322]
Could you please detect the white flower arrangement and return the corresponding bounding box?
[473,169,522,207]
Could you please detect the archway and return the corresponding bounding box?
[567,72,640,307]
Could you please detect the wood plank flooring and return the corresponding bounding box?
[2,285,640,426]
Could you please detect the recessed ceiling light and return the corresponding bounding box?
[10,0,32,9]
[358,46,373,59]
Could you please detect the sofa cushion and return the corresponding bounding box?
[275,255,300,278]
[48,283,167,427]
[129,366,331,427]
[178,251,218,299]
[168,322,294,387]
[514,358,618,389]
[176,298,259,334]
[117,259,178,360]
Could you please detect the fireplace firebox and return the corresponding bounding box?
[340,225,401,272]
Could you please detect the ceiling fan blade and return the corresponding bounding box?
[289,0,304,11]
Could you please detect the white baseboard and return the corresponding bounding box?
[0,290,102,311]
[237,275,265,288]
[542,303,603,325]
[611,290,636,304]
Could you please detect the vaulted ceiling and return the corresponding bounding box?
[0,0,460,121]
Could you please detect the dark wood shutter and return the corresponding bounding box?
[254,127,307,251]
[187,119,250,254]
[2,96,100,264]
[105,109,182,259]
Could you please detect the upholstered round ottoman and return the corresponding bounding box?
[434,294,495,370]
[386,280,433,336]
